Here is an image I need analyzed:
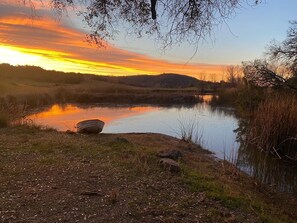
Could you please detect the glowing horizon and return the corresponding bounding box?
[1,0,297,81]
[0,44,150,75]
[0,2,227,81]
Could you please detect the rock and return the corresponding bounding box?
[159,158,181,173]
[157,149,183,161]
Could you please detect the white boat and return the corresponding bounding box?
[76,119,105,134]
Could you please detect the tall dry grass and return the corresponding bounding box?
[247,94,297,160]
[178,115,204,146]
[0,110,10,127]
[0,102,27,128]
[210,88,239,106]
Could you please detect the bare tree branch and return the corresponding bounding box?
[243,60,297,91]
[268,20,297,76]
[19,0,260,49]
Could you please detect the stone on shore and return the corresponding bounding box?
[159,158,181,173]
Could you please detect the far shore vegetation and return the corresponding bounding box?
[0,63,218,108]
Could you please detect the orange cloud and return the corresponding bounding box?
[0,2,227,80]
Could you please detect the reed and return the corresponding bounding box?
[247,93,297,160]
[178,115,203,146]
[0,102,27,127]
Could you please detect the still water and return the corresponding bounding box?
[26,101,296,193]
[27,103,239,159]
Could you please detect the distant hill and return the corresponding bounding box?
[0,63,211,89]
[104,73,206,88]
[0,63,83,84]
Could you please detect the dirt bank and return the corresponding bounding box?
[0,127,296,223]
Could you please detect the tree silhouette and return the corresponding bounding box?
[44,0,260,48]
[225,65,242,86]
[243,21,297,91]
[243,60,297,91]
[268,20,297,77]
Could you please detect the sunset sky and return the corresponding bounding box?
[0,0,296,80]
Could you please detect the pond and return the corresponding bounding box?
[26,100,297,193]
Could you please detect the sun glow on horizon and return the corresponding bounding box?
[0,42,226,80]
[0,44,153,76]
[0,45,41,65]
[0,3,227,80]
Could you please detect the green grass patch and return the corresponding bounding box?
[182,168,223,193]
[182,166,250,210]
[181,164,294,223]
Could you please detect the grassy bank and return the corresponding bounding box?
[0,126,296,222]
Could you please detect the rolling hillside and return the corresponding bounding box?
[0,63,210,89]
[108,73,205,88]
[0,64,209,105]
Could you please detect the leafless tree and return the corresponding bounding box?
[243,60,297,91]
[198,72,206,81]
[225,65,242,85]
[22,0,261,49]
[268,20,297,76]
[242,21,297,91]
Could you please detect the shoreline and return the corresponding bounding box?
[0,126,296,222]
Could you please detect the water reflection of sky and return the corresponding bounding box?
[27,104,155,132]
[27,102,296,193]
[27,103,239,159]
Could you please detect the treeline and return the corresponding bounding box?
[0,63,84,84]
